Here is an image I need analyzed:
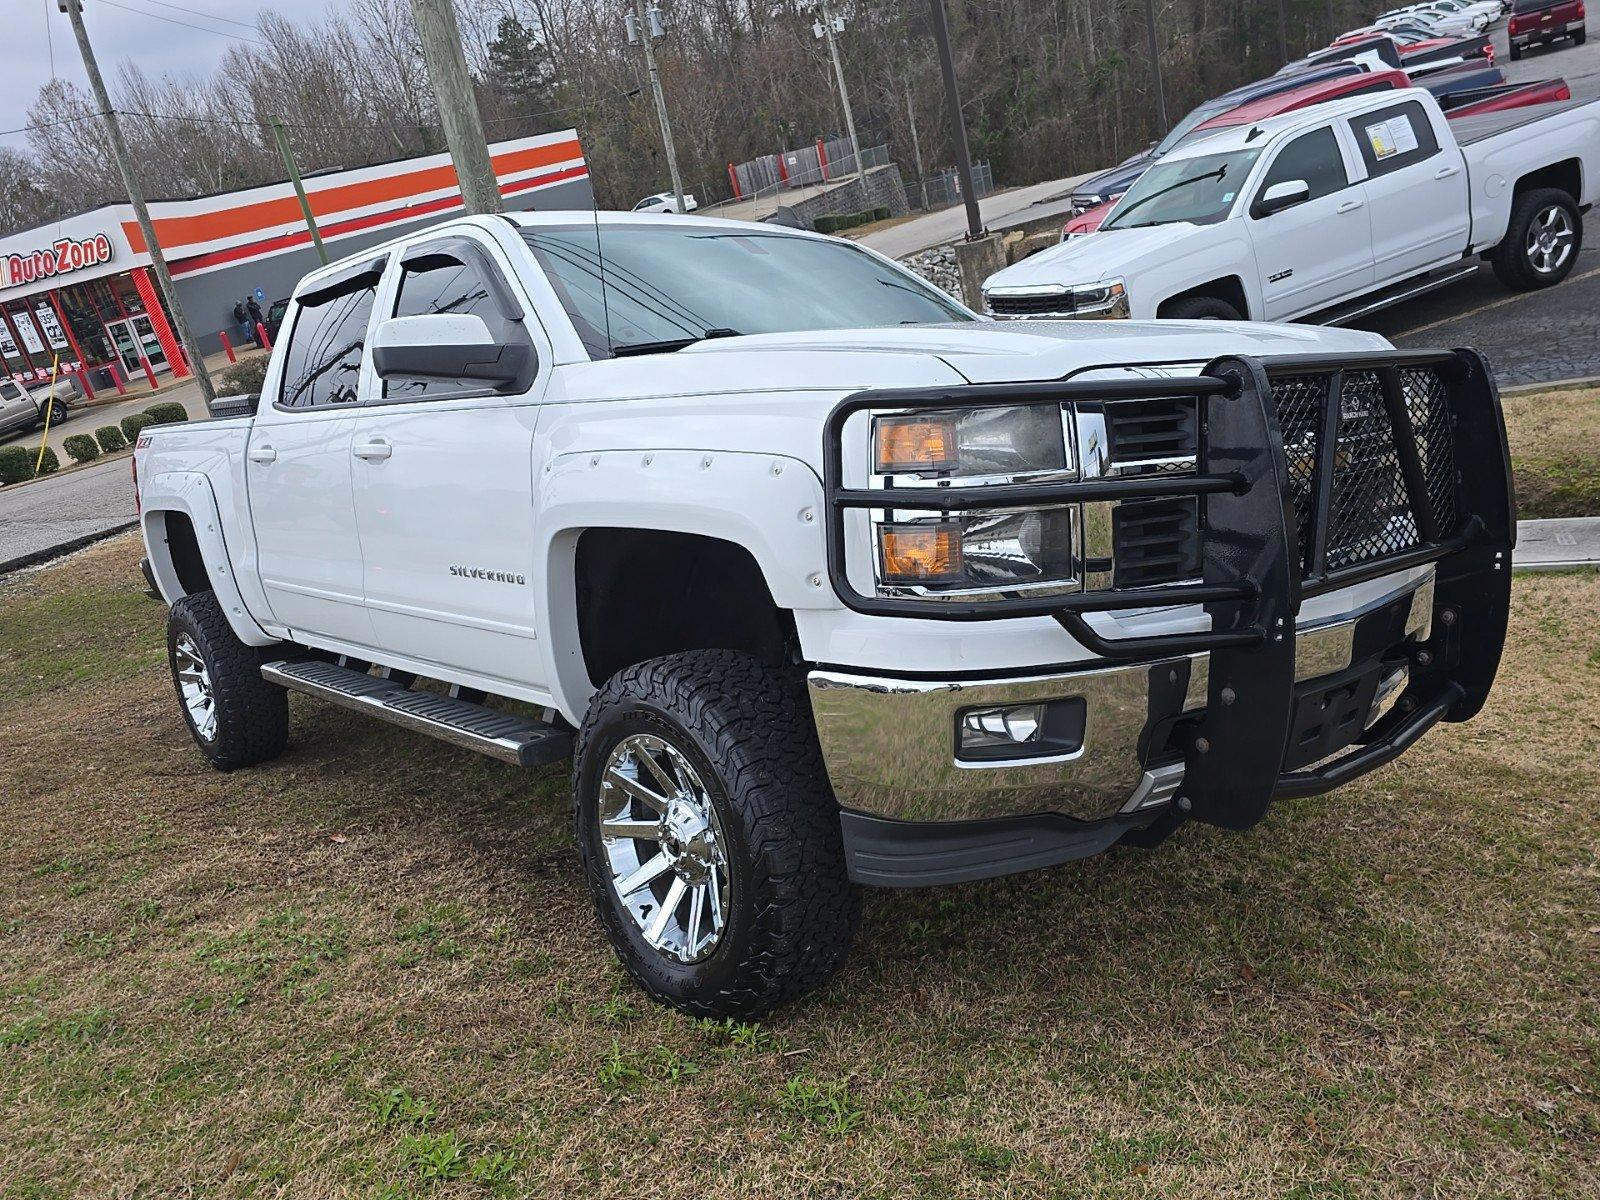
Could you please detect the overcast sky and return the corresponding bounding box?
[2,0,338,142]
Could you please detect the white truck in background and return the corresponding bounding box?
[134,212,1513,1017]
[984,88,1600,324]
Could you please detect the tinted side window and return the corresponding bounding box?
[386,250,506,401]
[1347,101,1440,179]
[1258,127,1350,209]
[278,285,376,409]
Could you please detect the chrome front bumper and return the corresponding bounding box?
[808,577,1433,825]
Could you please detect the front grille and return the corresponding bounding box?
[1106,397,1198,470]
[987,291,1072,317]
[1267,366,1460,577]
[1113,497,1201,589]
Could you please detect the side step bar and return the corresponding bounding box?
[261,659,573,767]
[1316,263,1480,328]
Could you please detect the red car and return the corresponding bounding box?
[1508,0,1587,59]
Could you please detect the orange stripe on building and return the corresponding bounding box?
[123,138,582,254]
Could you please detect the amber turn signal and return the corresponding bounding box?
[875,414,958,473]
[879,523,963,584]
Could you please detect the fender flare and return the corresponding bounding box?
[536,448,831,720]
[140,470,277,647]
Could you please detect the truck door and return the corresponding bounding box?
[1244,124,1374,320]
[1345,98,1470,286]
[349,232,548,689]
[245,259,384,648]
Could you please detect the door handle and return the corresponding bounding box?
[1336,199,1364,214]
[247,445,276,464]
[353,439,393,462]
[1434,166,1460,180]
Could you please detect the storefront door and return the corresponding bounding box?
[106,315,169,377]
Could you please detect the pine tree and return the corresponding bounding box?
[486,14,556,131]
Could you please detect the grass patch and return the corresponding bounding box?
[1503,385,1600,518]
[0,533,1596,1196]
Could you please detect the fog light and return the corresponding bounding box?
[956,698,1086,762]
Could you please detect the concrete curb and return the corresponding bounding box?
[0,519,138,579]
[1501,374,1600,396]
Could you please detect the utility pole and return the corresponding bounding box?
[815,1,863,178]
[411,0,503,215]
[926,0,982,241]
[1277,0,1290,63]
[905,88,927,209]
[59,0,213,402]
[627,0,686,213]
[269,117,328,266]
[1143,0,1169,131]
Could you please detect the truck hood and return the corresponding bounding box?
[984,222,1218,292]
[558,321,1392,398]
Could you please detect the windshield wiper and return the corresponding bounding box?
[611,327,742,357]
[1105,165,1228,230]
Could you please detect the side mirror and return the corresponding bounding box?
[1257,179,1312,217]
[370,313,534,392]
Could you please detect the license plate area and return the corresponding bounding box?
[1283,659,1383,772]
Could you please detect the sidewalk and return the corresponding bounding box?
[858,173,1094,259]
[1513,517,1600,570]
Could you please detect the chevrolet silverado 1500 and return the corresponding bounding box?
[985,88,1599,324]
[135,213,1513,1016]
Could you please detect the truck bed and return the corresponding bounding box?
[1450,95,1600,145]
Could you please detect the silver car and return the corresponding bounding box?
[0,377,70,440]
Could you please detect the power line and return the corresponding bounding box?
[95,0,267,46]
[128,0,262,33]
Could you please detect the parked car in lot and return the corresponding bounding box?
[133,212,1513,1016]
[632,191,699,213]
[0,375,71,440]
[985,88,1599,323]
[1507,0,1587,58]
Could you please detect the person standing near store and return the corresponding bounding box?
[245,295,265,346]
[232,300,251,347]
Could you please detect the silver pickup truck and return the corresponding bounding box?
[0,376,72,441]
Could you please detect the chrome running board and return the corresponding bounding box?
[1315,263,1480,327]
[261,658,572,767]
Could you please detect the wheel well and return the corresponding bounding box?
[574,529,795,688]
[1514,159,1581,205]
[159,510,210,597]
[1157,277,1250,319]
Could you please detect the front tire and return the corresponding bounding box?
[1491,188,1581,290]
[573,650,858,1017]
[1161,295,1243,321]
[166,591,288,771]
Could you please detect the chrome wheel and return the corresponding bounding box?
[173,632,217,742]
[1527,205,1575,275]
[598,733,730,964]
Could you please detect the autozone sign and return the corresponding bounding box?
[1,233,114,288]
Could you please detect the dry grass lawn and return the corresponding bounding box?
[1503,385,1600,519]
[1,534,1597,1199]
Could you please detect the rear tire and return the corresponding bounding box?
[573,650,858,1017]
[1491,188,1581,291]
[166,591,288,771]
[1509,43,1521,60]
[1161,295,1243,321]
[1576,29,1587,46]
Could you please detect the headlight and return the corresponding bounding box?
[1067,278,1129,316]
[873,404,1068,480]
[1071,193,1104,214]
[877,506,1076,591]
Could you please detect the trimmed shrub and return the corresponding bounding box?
[814,214,841,235]
[872,205,890,222]
[63,434,101,464]
[34,446,60,476]
[95,425,128,453]
[120,412,158,442]
[218,355,268,395]
[143,401,189,425]
[0,445,34,485]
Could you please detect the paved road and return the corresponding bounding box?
[0,455,138,572]
[860,173,1095,258]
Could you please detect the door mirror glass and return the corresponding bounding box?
[1258,179,1312,216]
[370,313,534,394]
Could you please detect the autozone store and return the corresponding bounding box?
[0,128,591,395]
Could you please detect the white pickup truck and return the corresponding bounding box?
[134,212,1513,1016]
[984,88,1600,324]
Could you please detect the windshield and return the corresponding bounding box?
[1101,149,1262,231]
[1152,100,1231,155]
[522,224,972,358]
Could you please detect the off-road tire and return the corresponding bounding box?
[1161,295,1243,321]
[1491,187,1582,290]
[166,590,288,771]
[573,650,859,1017]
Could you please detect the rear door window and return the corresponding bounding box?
[1347,100,1441,179]
[278,282,378,410]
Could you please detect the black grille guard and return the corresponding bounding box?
[822,348,1515,829]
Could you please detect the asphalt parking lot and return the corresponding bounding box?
[1352,10,1600,384]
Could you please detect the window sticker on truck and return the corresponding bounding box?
[1366,115,1419,160]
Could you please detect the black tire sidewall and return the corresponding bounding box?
[1163,296,1242,321]
[1498,189,1581,290]
[165,591,287,771]
[167,604,224,758]
[574,701,764,1007]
